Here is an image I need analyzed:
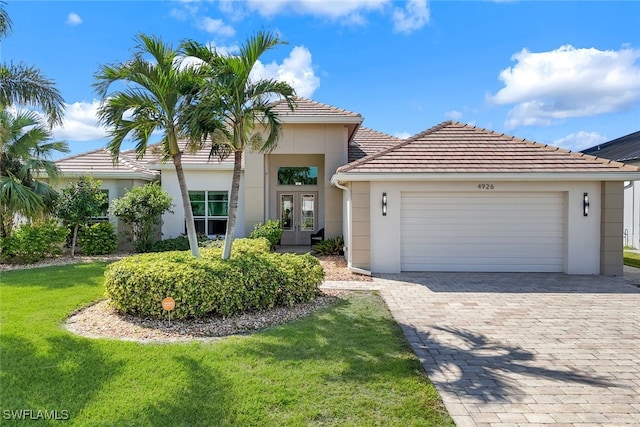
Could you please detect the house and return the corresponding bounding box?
[55,98,640,276]
[582,131,640,250]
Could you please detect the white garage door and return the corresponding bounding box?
[401,192,565,272]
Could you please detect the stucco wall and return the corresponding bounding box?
[350,181,371,270]
[368,181,603,274]
[601,181,624,276]
[244,123,348,241]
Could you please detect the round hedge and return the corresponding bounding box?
[104,238,324,319]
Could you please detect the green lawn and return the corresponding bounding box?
[0,262,453,426]
[624,250,640,269]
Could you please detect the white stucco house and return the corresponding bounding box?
[55,98,640,276]
[582,131,640,250]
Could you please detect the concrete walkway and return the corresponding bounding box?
[322,273,640,426]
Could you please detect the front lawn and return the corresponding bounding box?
[0,263,453,426]
[624,250,640,269]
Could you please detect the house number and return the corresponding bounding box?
[477,184,495,190]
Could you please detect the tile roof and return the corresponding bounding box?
[338,121,640,174]
[56,142,234,175]
[582,130,640,163]
[269,97,362,120]
[56,148,158,178]
[349,127,403,163]
[143,143,235,167]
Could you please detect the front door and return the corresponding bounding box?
[279,192,318,245]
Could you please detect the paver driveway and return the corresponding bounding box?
[325,273,640,426]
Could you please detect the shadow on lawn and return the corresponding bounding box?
[401,323,619,403]
[0,333,124,424]
[110,355,239,427]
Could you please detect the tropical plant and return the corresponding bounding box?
[181,30,296,259]
[55,176,107,257]
[249,219,282,250]
[0,109,68,238]
[0,2,64,127]
[110,182,173,252]
[94,33,211,258]
[312,236,345,256]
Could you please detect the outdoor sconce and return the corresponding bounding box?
[583,192,589,216]
[382,192,387,216]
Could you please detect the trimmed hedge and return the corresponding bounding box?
[104,238,324,319]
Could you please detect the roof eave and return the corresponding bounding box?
[332,171,640,184]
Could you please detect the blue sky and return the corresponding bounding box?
[4,1,640,157]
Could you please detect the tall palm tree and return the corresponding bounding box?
[0,109,69,237]
[94,33,209,258]
[181,30,296,259]
[0,2,64,127]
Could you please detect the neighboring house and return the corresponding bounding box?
[55,98,640,276]
[582,131,640,250]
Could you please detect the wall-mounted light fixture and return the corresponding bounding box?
[583,192,589,217]
[382,192,387,216]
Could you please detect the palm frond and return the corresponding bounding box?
[0,62,65,127]
[0,1,13,40]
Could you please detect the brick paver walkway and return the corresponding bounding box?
[323,272,640,426]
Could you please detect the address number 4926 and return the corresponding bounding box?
[477,183,494,190]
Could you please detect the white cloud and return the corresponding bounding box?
[196,17,235,37]
[66,12,82,26]
[444,110,463,120]
[51,100,107,141]
[552,131,607,152]
[251,46,320,98]
[247,0,387,20]
[490,45,640,129]
[392,0,430,34]
[394,131,412,139]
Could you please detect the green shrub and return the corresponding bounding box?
[104,238,324,319]
[312,236,345,256]
[249,219,283,249]
[145,235,224,253]
[0,221,68,264]
[78,222,118,255]
[146,236,190,252]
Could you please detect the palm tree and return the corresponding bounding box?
[181,30,296,259]
[0,2,64,127]
[0,1,12,39]
[0,109,69,237]
[94,33,210,258]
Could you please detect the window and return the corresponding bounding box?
[277,167,318,185]
[188,191,228,236]
[90,190,110,223]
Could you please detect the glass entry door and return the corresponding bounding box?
[279,192,317,245]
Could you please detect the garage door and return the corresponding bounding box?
[401,192,565,272]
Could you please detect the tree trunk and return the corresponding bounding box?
[222,150,242,260]
[173,152,200,258]
[71,224,79,257]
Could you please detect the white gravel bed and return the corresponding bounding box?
[65,291,343,344]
